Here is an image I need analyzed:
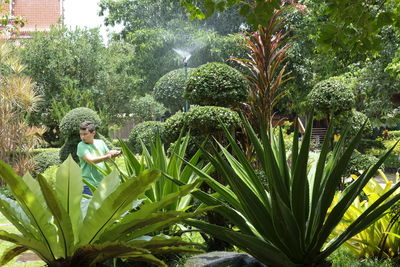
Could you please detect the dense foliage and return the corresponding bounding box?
[185,63,248,107]
[128,121,165,154]
[307,76,355,120]
[344,151,380,177]
[153,68,192,113]
[129,94,166,123]
[334,110,373,138]
[163,106,241,145]
[59,108,102,138]
[184,117,400,266]
[33,151,61,176]
[20,28,140,142]
[59,107,103,162]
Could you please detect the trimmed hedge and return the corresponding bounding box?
[163,106,241,155]
[184,62,248,107]
[59,107,102,138]
[129,94,167,123]
[59,107,111,162]
[307,76,355,117]
[128,121,165,154]
[153,68,193,113]
[33,150,61,176]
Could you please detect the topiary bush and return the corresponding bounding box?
[184,62,248,107]
[128,121,165,154]
[129,94,167,123]
[59,107,108,162]
[307,76,355,119]
[59,136,81,163]
[163,106,241,150]
[153,68,193,113]
[184,106,241,137]
[334,110,373,138]
[59,107,102,138]
[163,111,186,144]
[33,150,61,176]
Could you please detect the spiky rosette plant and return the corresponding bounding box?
[0,156,206,266]
[178,116,400,266]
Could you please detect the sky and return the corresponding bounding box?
[63,0,122,41]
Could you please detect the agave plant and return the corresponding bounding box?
[332,170,400,259]
[0,156,205,266]
[182,116,400,266]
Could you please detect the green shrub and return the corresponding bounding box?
[307,76,355,118]
[59,136,81,162]
[129,94,167,123]
[0,186,13,199]
[184,62,248,107]
[185,106,241,136]
[334,110,373,138]
[59,107,110,162]
[163,106,241,145]
[153,68,193,113]
[33,150,61,176]
[357,139,386,153]
[383,154,399,171]
[32,147,61,156]
[59,107,102,138]
[389,130,400,140]
[344,151,381,176]
[163,111,186,143]
[128,121,165,154]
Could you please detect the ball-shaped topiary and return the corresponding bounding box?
[129,94,167,123]
[334,110,373,138]
[153,68,193,113]
[59,107,102,138]
[185,106,241,136]
[163,106,241,146]
[184,62,248,107]
[307,76,355,118]
[163,111,186,144]
[59,107,104,162]
[128,121,165,154]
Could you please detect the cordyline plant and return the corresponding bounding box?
[0,156,206,266]
[231,6,293,134]
[180,116,400,266]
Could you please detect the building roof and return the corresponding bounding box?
[4,0,62,37]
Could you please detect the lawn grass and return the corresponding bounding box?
[0,213,44,266]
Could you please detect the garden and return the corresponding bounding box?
[2,0,400,266]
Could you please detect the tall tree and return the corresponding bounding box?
[20,27,141,143]
[181,0,400,53]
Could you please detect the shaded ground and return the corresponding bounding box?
[0,214,44,266]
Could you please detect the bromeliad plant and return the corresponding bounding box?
[0,156,205,266]
[183,116,400,266]
[114,134,212,213]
